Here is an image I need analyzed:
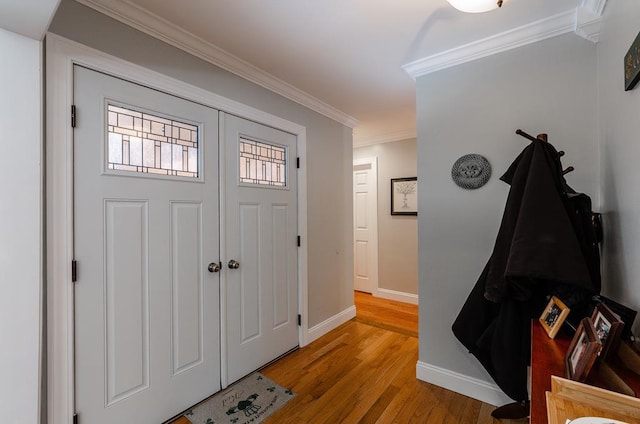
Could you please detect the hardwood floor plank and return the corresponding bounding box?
[173,292,517,424]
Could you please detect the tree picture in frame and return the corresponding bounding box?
[391,177,417,216]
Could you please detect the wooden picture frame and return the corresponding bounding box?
[565,317,602,382]
[539,296,570,339]
[625,30,640,91]
[390,177,417,216]
[591,302,624,361]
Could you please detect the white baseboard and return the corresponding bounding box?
[375,288,419,305]
[416,361,512,407]
[306,305,356,344]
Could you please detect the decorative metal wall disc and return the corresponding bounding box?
[451,154,491,190]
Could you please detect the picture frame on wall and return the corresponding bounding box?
[391,177,417,216]
[565,317,602,382]
[624,30,640,91]
[591,302,624,361]
[539,296,571,339]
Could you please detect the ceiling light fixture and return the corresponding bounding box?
[446,0,503,13]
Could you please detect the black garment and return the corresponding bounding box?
[452,140,600,402]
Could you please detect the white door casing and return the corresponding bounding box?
[353,157,379,294]
[73,66,221,423]
[46,34,309,424]
[222,113,299,385]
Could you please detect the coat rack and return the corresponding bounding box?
[516,129,574,176]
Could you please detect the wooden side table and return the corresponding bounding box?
[530,320,571,424]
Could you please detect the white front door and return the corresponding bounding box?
[222,113,299,384]
[74,66,221,423]
[353,158,378,294]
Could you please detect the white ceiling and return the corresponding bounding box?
[4,0,606,145]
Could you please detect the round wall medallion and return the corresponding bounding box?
[451,154,491,190]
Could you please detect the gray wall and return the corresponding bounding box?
[416,34,599,387]
[49,0,354,329]
[597,0,640,335]
[0,27,42,423]
[354,139,418,295]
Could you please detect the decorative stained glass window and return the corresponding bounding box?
[107,104,199,178]
[239,138,286,187]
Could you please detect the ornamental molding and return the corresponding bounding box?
[75,0,359,129]
[403,1,609,79]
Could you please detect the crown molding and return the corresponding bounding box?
[576,0,609,43]
[75,0,359,129]
[582,0,608,17]
[403,2,608,79]
[353,128,417,148]
[403,10,578,78]
[576,7,602,43]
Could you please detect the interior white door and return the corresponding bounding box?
[222,112,298,384]
[74,66,221,424]
[353,158,378,294]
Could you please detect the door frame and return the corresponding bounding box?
[46,33,310,424]
[352,157,379,295]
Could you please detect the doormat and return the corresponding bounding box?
[183,373,295,424]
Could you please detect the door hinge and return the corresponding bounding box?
[297,314,302,326]
[71,105,77,128]
[296,157,300,169]
[297,235,301,247]
[71,260,77,283]
[73,413,78,424]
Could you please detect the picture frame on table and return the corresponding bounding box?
[539,296,570,339]
[565,317,602,382]
[390,177,417,216]
[591,302,624,361]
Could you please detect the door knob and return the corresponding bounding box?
[228,259,240,269]
[208,262,221,273]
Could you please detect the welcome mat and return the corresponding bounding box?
[184,373,295,424]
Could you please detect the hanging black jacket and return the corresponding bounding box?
[452,140,600,402]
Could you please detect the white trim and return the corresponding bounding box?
[576,6,603,43]
[374,288,419,305]
[297,135,310,347]
[416,361,511,407]
[46,33,310,424]
[306,306,357,345]
[74,0,358,129]
[403,9,579,78]
[46,34,76,424]
[353,129,416,148]
[582,0,608,16]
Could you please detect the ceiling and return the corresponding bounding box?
[5,0,605,145]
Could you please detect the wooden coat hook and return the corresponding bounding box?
[516,129,548,143]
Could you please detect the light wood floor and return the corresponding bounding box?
[172,292,527,423]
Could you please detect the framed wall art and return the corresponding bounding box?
[391,177,417,216]
[565,317,602,382]
[625,30,640,91]
[539,296,570,339]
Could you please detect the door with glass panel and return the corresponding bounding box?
[222,113,299,384]
[73,66,220,424]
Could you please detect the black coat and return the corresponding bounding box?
[452,140,600,402]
